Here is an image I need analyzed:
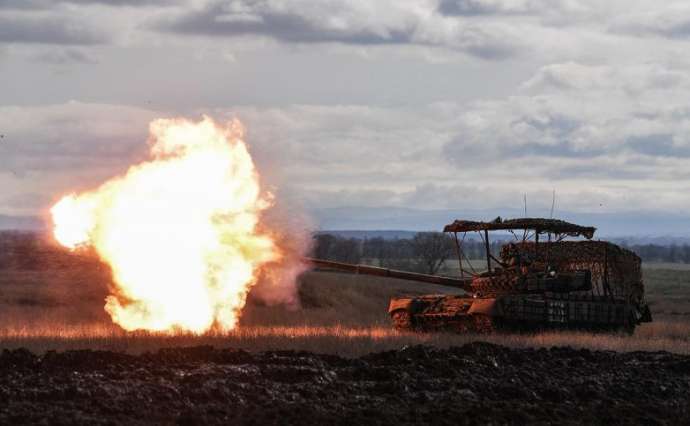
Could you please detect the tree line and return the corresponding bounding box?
[312,233,690,273]
[312,233,502,274]
[620,243,690,263]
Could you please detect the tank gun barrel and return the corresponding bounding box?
[305,258,472,291]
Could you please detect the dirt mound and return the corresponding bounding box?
[0,343,689,425]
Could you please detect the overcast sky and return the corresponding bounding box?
[1,0,690,220]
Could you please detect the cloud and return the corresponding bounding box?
[0,102,159,215]
[0,15,108,44]
[0,0,179,9]
[3,91,690,217]
[0,0,176,47]
[157,0,423,44]
[154,0,522,59]
[611,4,690,40]
[212,88,690,213]
[5,62,690,216]
[625,133,690,158]
[437,0,598,27]
[3,0,690,220]
[438,0,543,16]
[64,0,181,5]
[0,102,158,178]
[444,62,690,179]
[0,102,457,213]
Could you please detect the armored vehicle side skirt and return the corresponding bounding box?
[389,295,642,333]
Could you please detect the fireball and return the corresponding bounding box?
[51,116,280,333]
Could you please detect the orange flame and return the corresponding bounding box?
[51,116,280,333]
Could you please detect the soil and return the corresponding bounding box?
[1,342,689,425]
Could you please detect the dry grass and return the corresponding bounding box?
[1,260,689,357]
[2,322,689,358]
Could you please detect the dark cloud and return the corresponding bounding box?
[445,121,687,175]
[611,9,690,40]
[63,0,182,6]
[444,110,605,166]
[661,22,690,39]
[441,59,690,185]
[444,137,604,166]
[515,141,605,158]
[152,1,519,59]
[626,133,690,158]
[156,3,414,45]
[439,0,508,16]
[438,0,540,16]
[0,0,179,9]
[0,16,107,44]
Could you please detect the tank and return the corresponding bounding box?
[309,217,653,334]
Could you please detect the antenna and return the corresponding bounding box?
[523,193,527,217]
[550,189,556,218]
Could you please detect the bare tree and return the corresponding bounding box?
[329,238,362,264]
[312,234,362,264]
[362,237,386,262]
[313,234,336,260]
[410,232,454,275]
[379,239,416,271]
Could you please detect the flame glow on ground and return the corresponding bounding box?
[51,116,281,333]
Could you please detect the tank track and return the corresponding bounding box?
[391,312,497,334]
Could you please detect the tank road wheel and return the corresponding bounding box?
[472,314,495,334]
[391,310,414,331]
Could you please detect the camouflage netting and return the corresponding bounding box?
[444,217,596,239]
[500,241,643,303]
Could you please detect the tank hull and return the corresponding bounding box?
[389,294,651,333]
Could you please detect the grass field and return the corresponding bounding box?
[1,252,690,357]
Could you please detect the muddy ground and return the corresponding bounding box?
[1,343,689,425]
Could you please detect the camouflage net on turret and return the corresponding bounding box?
[500,241,643,303]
